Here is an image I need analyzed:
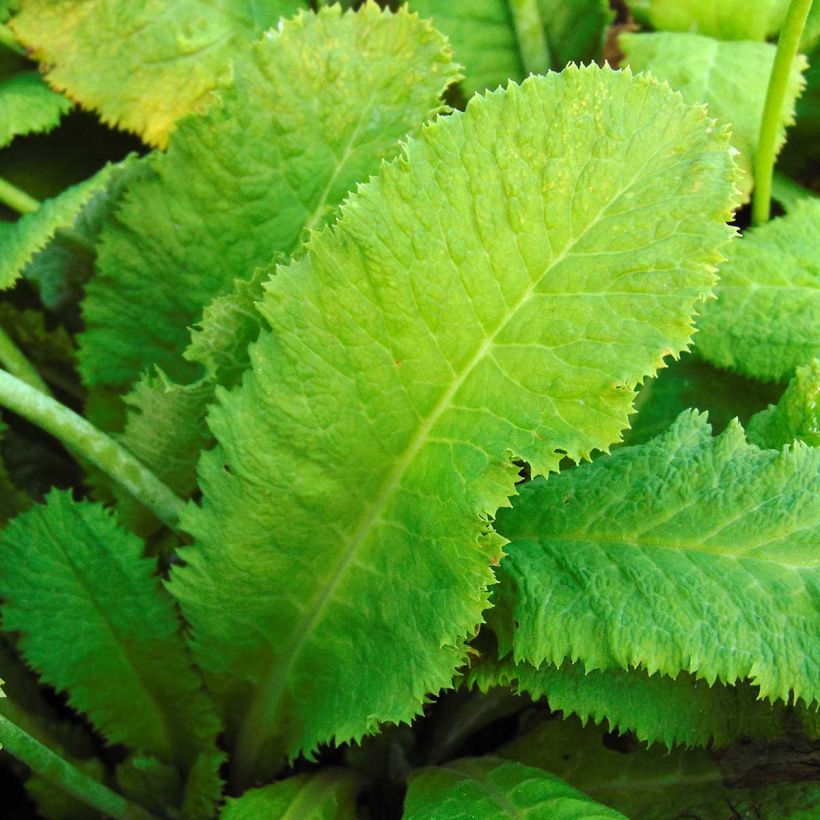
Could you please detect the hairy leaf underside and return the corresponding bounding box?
[168,65,738,781]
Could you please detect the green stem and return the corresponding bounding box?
[0,369,185,529]
[0,22,25,56]
[752,0,814,225]
[0,712,157,820]
[0,324,50,394]
[0,176,39,215]
[509,0,551,76]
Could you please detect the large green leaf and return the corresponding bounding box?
[79,3,459,387]
[168,65,737,783]
[695,201,820,382]
[10,0,306,147]
[466,655,785,748]
[629,0,789,41]
[747,359,820,448]
[0,492,223,807]
[492,410,820,704]
[404,757,625,819]
[620,31,806,199]
[221,769,361,819]
[500,716,820,819]
[411,0,612,97]
[0,71,72,149]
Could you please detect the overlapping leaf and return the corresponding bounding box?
[411,0,612,96]
[168,65,737,782]
[629,0,789,41]
[492,410,820,705]
[0,71,72,148]
[10,0,306,146]
[747,359,820,448]
[221,770,361,819]
[79,4,459,387]
[0,492,223,807]
[467,655,784,749]
[620,31,806,198]
[696,201,820,381]
[404,757,625,819]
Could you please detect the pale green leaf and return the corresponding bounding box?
[695,201,820,381]
[404,757,625,819]
[79,4,459,387]
[221,769,361,820]
[0,161,120,292]
[629,0,789,41]
[500,716,820,819]
[0,71,72,148]
[771,171,817,212]
[168,65,737,780]
[492,410,820,704]
[624,351,780,446]
[411,0,612,97]
[747,359,820,448]
[620,31,806,198]
[0,492,223,802]
[10,0,306,147]
[467,655,785,748]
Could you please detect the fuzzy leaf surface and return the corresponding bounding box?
[0,492,222,793]
[748,359,820,448]
[404,757,625,819]
[493,411,820,704]
[10,0,306,146]
[411,0,612,96]
[221,769,360,819]
[79,4,458,386]
[0,71,72,148]
[695,201,820,382]
[629,0,789,41]
[620,31,805,198]
[0,162,119,291]
[467,655,784,748]
[169,65,737,777]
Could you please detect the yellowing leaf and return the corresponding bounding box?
[11,0,306,147]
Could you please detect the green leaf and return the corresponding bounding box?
[404,757,626,819]
[620,31,806,199]
[466,655,785,749]
[492,410,820,705]
[747,359,820,448]
[624,351,781,446]
[221,769,361,819]
[0,71,72,149]
[79,4,459,387]
[410,0,613,97]
[0,491,223,803]
[499,715,820,819]
[10,0,306,147]
[0,161,121,292]
[168,65,738,782]
[695,201,820,382]
[629,0,789,41]
[0,418,28,523]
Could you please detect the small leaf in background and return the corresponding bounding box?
[695,200,819,381]
[404,757,626,819]
[620,31,806,199]
[493,411,820,704]
[9,0,307,146]
[747,358,820,448]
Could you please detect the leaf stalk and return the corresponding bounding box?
[0,176,39,215]
[752,0,814,225]
[0,324,50,394]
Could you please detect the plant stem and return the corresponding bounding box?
[0,369,185,529]
[0,23,25,56]
[0,712,157,820]
[509,0,551,77]
[0,176,39,215]
[752,0,814,225]
[0,324,50,394]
